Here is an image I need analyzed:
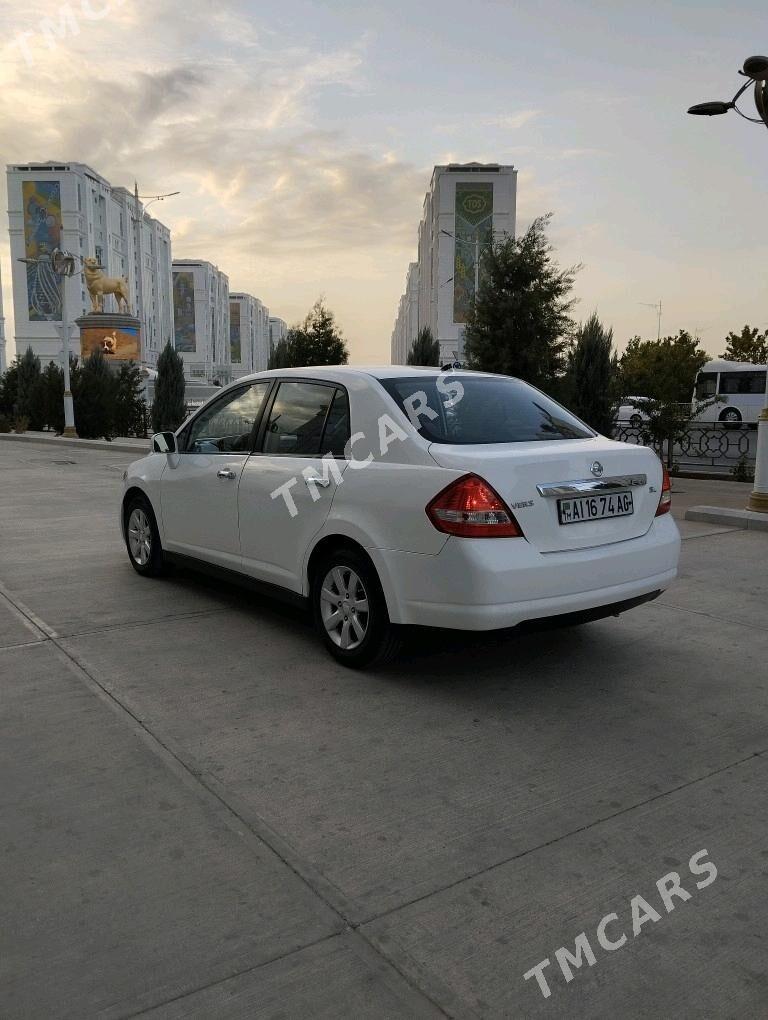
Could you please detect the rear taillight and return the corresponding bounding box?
[426,474,523,538]
[655,464,672,516]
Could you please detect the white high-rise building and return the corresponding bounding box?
[6,161,173,368]
[269,316,287,352]
[172,259,231,384]
[391,163,517,365]
[229,293,272,377]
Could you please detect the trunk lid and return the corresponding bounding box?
[427,437,664,553]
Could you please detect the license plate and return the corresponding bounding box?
[558,491,634,525]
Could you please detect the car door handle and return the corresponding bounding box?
[217,468,237,480]
[305,476,331,488]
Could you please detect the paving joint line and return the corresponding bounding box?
[123,932,340,1018]
[652,599,763,632]
[0,580,451,1019]
[358,749,768,928]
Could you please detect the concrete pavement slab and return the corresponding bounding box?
[139,932,444,1019]
[655,528,768,629]
[0,595,41,649]
[365,755,768,1018]
[65,570,768,920]
[0,641,340,1019]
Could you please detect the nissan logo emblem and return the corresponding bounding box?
[590,461,604,477]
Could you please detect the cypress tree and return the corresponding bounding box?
[73,348,117,439]
[152,342,186,433]
[566,313,618,435]
[15,347,42,426]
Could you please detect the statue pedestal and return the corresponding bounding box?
[76,312,142,365]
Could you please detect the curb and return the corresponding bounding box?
[0,433,149,455]
[684,505,768,533]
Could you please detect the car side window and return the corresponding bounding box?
[262,382,335,456]
[320,388,351,457]
[184,382,271,454]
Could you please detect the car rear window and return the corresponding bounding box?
[377,375,594,444]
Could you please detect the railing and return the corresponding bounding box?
[613,421,756,473]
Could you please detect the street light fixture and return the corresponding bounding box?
[687,56,768,513]
[17,248,80,436]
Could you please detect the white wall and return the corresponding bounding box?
[6,162,173,369]
[173,259,230,384]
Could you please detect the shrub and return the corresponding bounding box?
[14,415,30,434]
[731,455,755,483]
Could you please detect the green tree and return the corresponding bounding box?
[73,348,117,439]
[406,326,439,366]
[15,347,42,427]
[721,325,768,364]
[292,299,349,366]
[464,214,579,391]
[152,342,186,433]
[0,361,19,419]
[33,361,65,433]
[565,312,619,434]
[618,331,708,404]
[114,362,148,437]
[267,336,294,369]
[268,300,349,368]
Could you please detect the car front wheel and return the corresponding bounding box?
[311,548,400,668]
[125,495,166,577]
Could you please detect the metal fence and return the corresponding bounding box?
[613,420,756,473]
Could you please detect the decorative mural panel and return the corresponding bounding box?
[22,180,62,321]
[230,301,241,364]
[453,182,494,324]
[173,271,196,352]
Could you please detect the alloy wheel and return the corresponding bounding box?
[320,566,370,650]
[128,507,152,566]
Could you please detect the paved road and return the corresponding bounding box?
[1,440,766,1018]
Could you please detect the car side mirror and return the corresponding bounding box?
[152,431,177,454]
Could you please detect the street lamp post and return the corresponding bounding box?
[131,184,180,352]
[688,55,768,513]
[18,248,79,436]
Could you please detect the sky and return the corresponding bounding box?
[0,0,766,364]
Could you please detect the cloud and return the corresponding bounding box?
[486,110,541,130]
[0,0,427,359]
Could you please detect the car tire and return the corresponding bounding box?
[311,547,401,668]
[124,494,166,577]
[719,408,742,429]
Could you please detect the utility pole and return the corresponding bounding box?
[133,181,145,334]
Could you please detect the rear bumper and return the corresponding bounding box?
[372,514,680,630]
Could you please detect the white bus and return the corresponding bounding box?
[692,359,767,426]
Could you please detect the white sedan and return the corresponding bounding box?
[121,367,680,667]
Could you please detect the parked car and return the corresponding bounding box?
[615,397,651,428]
[121,367,680,667]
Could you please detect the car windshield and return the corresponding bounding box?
[377,375,594,444]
